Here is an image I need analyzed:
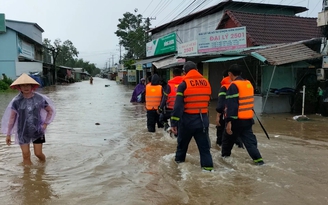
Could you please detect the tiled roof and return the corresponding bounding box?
[217,10,322,45]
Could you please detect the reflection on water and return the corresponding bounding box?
[18,165,54,205]
[1,78,328,205]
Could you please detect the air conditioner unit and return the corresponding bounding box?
[316,68,326,81]
[317,11,328,26]
[325,0,328,9]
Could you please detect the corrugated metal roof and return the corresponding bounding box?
[149,1,307,34]
[252,43,322,65]
[132,54,175,66]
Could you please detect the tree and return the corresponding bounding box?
[57,40,79,66]
[43,38,61,83]
[115,11,151,61]
[43,38,100,81]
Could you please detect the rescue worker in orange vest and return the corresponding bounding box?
[145,74,163,132]
[222,64,264,165]
[171,61,214,172]
[216,69,244,148]
[158,68,183,132]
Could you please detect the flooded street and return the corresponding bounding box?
[1,77,328,205]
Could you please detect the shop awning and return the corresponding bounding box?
[159,62,186,69]
[202,55,246,63]
[153,56,186,69]
[132,54,175,66]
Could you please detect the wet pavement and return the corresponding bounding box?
[0,78,328,205]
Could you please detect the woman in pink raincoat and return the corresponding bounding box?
[1,73,56,165]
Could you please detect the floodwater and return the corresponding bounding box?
[0,78,328,205]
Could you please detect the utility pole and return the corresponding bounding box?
[119,43,122,64]
[316,1,328,84]
[112,55,114,67]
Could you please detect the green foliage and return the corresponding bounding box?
[123,59,136,70]
[1,75,13,85]
[0,80,9,91]
[115,12,151,61]
[43,38,101,77]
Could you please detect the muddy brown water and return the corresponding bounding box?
[0,78,327,205]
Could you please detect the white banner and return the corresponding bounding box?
[178,40,198,55]
[198,27,247,53]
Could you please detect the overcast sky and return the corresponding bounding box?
[0,0,322,68]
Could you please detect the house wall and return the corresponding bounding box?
[151,12,224,44]
[261,65,296,94]
[255,95,292,113]
[208,62,228,100]
[16,62,42,76]
[259,62,313,113]
[208,57,257,100]
[0,28,18,79]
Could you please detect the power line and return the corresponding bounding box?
[177,0,211,19]
[149,0,168,17]
[170,0,197,22]
[152,0,175,18]
[142,0,155,14]
[187,0,208,16]
[156,1,193,26]
[308,0,322,15]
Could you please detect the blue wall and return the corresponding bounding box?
[261,65,295,93]
[0,28,18,79]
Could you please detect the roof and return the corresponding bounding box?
[188,38,322,66]
[217,10,322,45]
[73,68,83,72]
[148,0,307,34]
[6,19,44,32]
[251,41,322,66]
[132,54,175,66]
[58,66,74,70]
[202,55,246,63]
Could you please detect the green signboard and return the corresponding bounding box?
[0,14,6,33]
[146,33,176,57]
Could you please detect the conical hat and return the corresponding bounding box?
[10,73,40,89]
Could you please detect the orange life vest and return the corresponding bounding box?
[183,70,211,114]
[232,80,254,119]
[166,76,183,109]
[145,84,162,110]
[221,76,231,90]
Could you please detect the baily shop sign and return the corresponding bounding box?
[146,33,177,57]
[197,27,247,53]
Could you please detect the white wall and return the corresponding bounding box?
[152,12,223,44]
[15,62,42,77]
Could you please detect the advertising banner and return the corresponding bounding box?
[178,40,198,56]
[146,33,176,57]
[198,27,247,53]
[18,37,35,59]
[128,70,136,82]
